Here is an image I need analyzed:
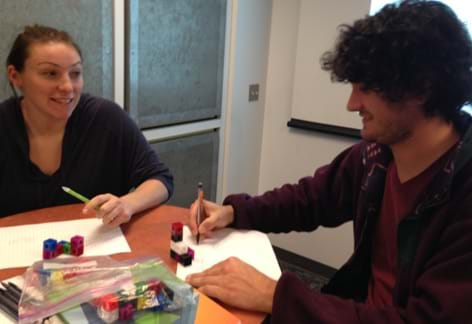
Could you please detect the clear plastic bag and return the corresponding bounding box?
[18,256,198,323]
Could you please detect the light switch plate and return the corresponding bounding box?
[249,84,259,102]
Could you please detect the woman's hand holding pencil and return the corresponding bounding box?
[62,186,132,227]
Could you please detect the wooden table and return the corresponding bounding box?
[0,204,266,323]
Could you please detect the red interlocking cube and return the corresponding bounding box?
[171,222,183,235]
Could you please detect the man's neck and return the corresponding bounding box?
[390,117,459,183]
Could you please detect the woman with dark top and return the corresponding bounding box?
[0,25,173,225]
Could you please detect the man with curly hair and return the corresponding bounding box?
[186,1,472,323]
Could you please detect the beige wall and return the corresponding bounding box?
[220,0,273,198]
[258,0,367,268]
[222,0,371,268]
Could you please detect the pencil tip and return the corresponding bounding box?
[61,186,69,191]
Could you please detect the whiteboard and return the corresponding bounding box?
[290,0,370,131]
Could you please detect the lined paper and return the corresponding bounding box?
[0,218,130,269]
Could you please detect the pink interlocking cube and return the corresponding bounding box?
[70,235,84,256]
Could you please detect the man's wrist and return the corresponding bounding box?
[262,279,277,313]
[223,204,235,226]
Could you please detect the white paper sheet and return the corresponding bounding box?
[176,226,282,281]
[0,218,131,269]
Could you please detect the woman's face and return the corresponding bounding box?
[8,41,83,122]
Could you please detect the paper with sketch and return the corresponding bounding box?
[176,226,281,281]
[0,218,130,269]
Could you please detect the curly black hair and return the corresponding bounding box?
[321,0,472,121]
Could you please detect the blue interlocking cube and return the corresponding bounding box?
[43,238,57,251]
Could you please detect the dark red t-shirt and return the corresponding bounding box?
[366,150,454,306]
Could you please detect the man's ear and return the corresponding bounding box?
[7,65,22,89]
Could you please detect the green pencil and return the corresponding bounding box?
[61,186,90,203]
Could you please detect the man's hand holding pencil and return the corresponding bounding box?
[188,194,235,242]
[186,196,277,314]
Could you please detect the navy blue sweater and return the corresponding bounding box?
[0,94,173,217]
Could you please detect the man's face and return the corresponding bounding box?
[347,83,425,146]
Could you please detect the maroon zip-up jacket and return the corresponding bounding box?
[224,114,472,323]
